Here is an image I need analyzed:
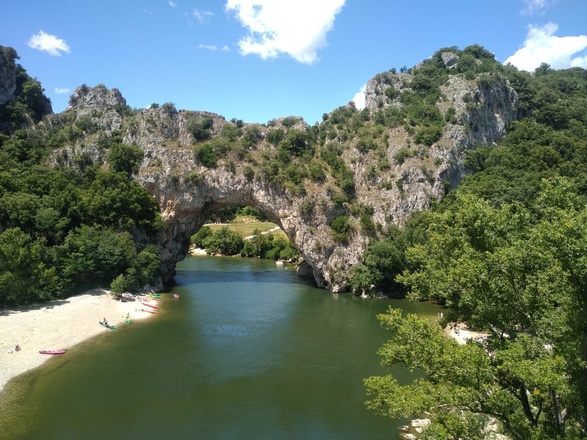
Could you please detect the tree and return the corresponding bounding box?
[368,178,587,438]
[202,227,244,256]
[191,226,212,248]
[188,115,213,142]
[279,129,310,156]
[0,228,59,305]
[106,143,144,176]
[194,143,218,168]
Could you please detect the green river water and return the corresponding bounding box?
[0,256,440,439]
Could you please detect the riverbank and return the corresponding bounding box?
[0,289,157,394]
[445,322,488,344]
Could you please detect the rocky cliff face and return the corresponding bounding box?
[0,48,17,106]
[46,59,518,292]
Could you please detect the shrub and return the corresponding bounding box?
[244,166,255,181]
[185,171,203,185]
[308,162,326,183]
[414,125,443,146]
[384,87,399,100]
[394,147,412,164]
[220,122,241,141]
[241,125,263,149]
[194,143,217,168]
[188,116,213,142]
[191,226,212,248]
[282,116,299,128]
[267,128,285,146]
[330,214,351,243]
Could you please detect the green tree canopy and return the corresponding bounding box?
[367,178,587,439]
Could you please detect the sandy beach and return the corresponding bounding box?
[444,322,488,344]
[0,289,158,394]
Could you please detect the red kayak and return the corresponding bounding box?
[39,350,66,355]
[141,302,158,309]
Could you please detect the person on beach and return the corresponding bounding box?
[15,345,21,352]
[103,318,108,326]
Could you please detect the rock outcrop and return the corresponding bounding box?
[0,47,17,106]
[46,64,518,292]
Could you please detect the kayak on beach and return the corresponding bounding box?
[39,350,66,355]
[141,302,158,309]
[99,321,116,329]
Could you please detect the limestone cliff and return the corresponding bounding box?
[0,47,17,106]
[45,52,518,293]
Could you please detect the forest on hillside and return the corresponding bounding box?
[2,42,587,437]
[0,46,162,305]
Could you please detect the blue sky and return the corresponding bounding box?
[2,0,586,125]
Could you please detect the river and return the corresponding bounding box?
[0,256,440,439]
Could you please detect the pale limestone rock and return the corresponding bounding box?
[46,75,518,292]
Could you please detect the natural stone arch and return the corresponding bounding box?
[139,162,352,290]
[48,82,518,292]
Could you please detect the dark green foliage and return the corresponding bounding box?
[350,237,405,295]
[382,180,587,438]
[0,228,59,305]
[281,116,299,128]
[414,125,442,146]
[330,214,351,243]
[320,144,355,197]
[202,227,244,256]
[81,171,160,233]
[0,50,52,133]
[110,245,160,293]
[190,226,212,248]
[278,129,311,156]
[266,128,285,145]
[59,225,134,283]
[308,161,326,183]
[384,87,399,100]
[206,206,266,224]
[244,165,255,181]
[194,142,218,168]
[188,115,213,142]
[241,125,263,149]
[300,199,315,219]
[240,230,299,261]
[106,143,144,176]
[220,122,241,141]
[161,102,177,115]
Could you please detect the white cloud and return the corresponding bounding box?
[192,9,214,23]
[572,55,587,68]
[168,0,177,7]
[28,30,70,56]
[198,44,218,51]
[505,23,587,71]
[521,0,555,15]
[352,84,366,110]
[222,45,231,52]
[54,87,71,94]
[225,0,345,64]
